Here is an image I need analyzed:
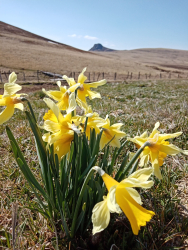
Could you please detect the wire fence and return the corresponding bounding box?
[0,70,188,84]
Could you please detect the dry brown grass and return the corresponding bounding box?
[1,21,188,78]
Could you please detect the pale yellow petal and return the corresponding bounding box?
[92,196,110,235]
[87,79,107,88]
[14,103,24,111]
[43,98,59,120]
[42,88,63,101]
[42,120,61,133]
[107,186,122,213]
[159,144,181,156]
[78,68,87,84]
[3,83,22,97]
[9,72,17,83]
[125,187,142,205]
[63,75,77,86]
[66,92,77,114]
[87,90,101,100]
[128,167,153,182]
[158,132,182,142]
[150,151,162,179]
[0,105,14,125]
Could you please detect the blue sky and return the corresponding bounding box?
[0,0,188,51]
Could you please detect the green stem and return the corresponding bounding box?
[70,168,95,238]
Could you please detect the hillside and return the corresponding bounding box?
[0,21,188,80]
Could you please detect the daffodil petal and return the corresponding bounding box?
[87,79,107,88]
[125,187,142,205]
[92,196,110,235]
[78,68,87,84]
[14,103,24,111]
[87,90,101,100]
[3,83,22,97]
[43,88,64,101]
[116,183,155,235]
[158,132,182,142]
[42,120,61,133]
[0,105,14,125]
[160,144,181,156]
[66,92,77,114]
[9,72,17,83]
[107,186,122,213]
[43,98,59,120]
[128,167,153,182]
[63,76,77,86]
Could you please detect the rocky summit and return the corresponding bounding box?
[89,43,115,52]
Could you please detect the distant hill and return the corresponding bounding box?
[89,43,115,52]
[1,21,188,79]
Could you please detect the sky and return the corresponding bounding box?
[0,0,188,51]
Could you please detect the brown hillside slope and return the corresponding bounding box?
[0,21,188,77]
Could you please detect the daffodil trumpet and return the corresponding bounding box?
[92,166,155,235]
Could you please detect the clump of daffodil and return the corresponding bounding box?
[42,80,79,112]
[128,122,188,179]
[63,68,107,104]
[92,167,155,235]
[100,115,126,149]
[41,98,81,159]
[0,72,26,125]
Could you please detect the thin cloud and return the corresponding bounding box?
[68,34,77,37]
[84,35,98,40]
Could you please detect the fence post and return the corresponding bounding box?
[23,72,25,81]
[102,72,104,79]
[73,72,75,79]
[37,70,39,82]
[130,72,132,79]
[138,72,140,79]
[149,73,151,79]
[114,72,116,80]
[88,72,90,82]
[160,73,162,79]
[4,72,8,80]
[0,72,2,83]
[93,72,95,81]
[97,73,100,81]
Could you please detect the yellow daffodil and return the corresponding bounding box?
[41,98,81,159]
[63,68,107,104]
[100,116,126,149]
[42,81,79,113]
[0,72,26,125]
[92,167,155,235]
[77,100,106,139]
[128,122,188,179]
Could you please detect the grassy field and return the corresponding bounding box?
[0,79,188,249]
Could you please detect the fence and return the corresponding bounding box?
[0,70,188,84]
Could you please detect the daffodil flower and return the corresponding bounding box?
[41,98,81,159]
[42,81,79,113]
[128,122,188,179]
[100,116,126,149]
[92,167,155,235]
[0,72,26,125]
[76,100,106,139]
[63,68,107,104]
